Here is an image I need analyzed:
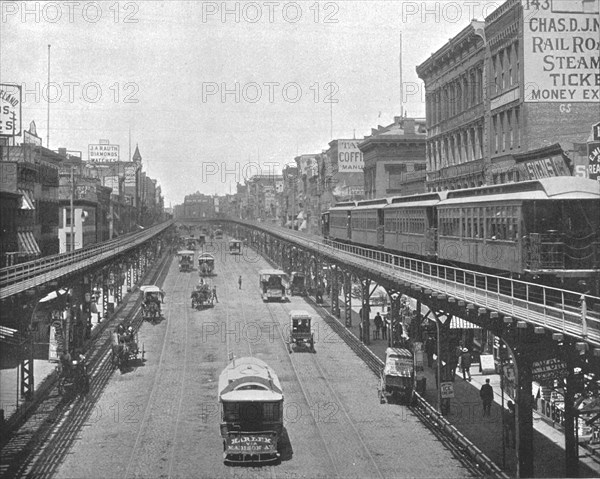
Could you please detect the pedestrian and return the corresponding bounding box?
[212,285,218,303]
[373,312,382,340]
[460,347,472,381]
[381,315,388,340]
[504,401,516,448]
[238,275,242,290]
[480,378,494,417]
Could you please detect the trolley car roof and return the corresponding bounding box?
[218,357,283,402]
[177,250,195,256]
[198,253,214,260]
[289,310,311,320]
[140,285,163,294]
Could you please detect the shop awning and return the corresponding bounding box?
[18,189,35,210]
[450,317,480,329]
[18,231,41,256]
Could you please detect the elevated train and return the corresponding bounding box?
[323,178,600,294]
[218,357,283,463]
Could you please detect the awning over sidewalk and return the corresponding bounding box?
[450,317,480,329]
[18,189,35,210]
[18,231,41,256]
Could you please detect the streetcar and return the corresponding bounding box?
[218,357,284,464]
[379,347,414,405]
[288,310,314,352]
[229,239,242,255]
[177,250,194,272]
[290,272,307,296]
[215,228,224,240]
[259,269,289,302]
[198,253,215,276]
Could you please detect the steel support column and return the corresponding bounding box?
[344,271,352,327]
[331,265,339,317]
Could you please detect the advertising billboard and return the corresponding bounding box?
[89,144,120,162]
[337,140,364,173]
[0,84,22,136]
[522,0,600,103]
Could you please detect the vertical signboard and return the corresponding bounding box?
[588,142,600,180]
[337,140,364,173]
[0,84,22,136]
[522,0,600,102]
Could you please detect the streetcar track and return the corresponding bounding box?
[123,261,187,478]
[2,250,174,479]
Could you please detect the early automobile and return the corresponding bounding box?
[290,272,307,296]
[178,250,194,272]
[140,285,164,323]
[198,253,215,276]
[379,347,414,405]
[288,310,314,352]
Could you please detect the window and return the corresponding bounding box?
[492,115,498,154]
[514,107,521,148]
[66,232,74,252]
[508,110,513,149]
[500,112,506,152]
[507,45,513,87]
[65,208,72,226]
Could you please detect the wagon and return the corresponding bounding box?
[140,285,164,323]
[379,347,414,405]
[288,310,314,353]
[56,353,90,396]
[198,253,215,276]
[191,283,214,309]
[111,327,145,370]
[178,250,194,272]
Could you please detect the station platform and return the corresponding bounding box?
[313,296,600,478]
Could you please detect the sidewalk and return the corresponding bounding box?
[316,296,600,478]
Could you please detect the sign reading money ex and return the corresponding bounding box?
[522,0,599,103]
[0,84,22,136]
[88,144,120,162]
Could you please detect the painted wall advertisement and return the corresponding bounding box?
[337,140,364,173]
[88,144,120,162]
[522,0,599,102]
[588,141,600,180]
[0,83,22,136]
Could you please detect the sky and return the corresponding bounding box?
[1,0,502,205]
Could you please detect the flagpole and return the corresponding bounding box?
[47,45,51,148]
[399,32,403,117]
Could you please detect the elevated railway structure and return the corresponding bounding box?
[202,218,600,478]
[0,221,174,405]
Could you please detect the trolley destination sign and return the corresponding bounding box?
[532,358,567,382]
[226,434,275,453]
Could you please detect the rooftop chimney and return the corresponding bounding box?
[403,118,415,134]
[58,147,67,157]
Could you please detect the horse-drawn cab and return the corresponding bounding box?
[191,281,214,309]
[290,272,307,296]
[288,310,314,353]
[198,234,207,246]
[111,324,145,370]
[140,285,164,323]
[214,228,223,240]
[178,250,194,272]
[57,350,90,396]
[379,347,414,405]
[198,253,215,276]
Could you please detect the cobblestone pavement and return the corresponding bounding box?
[53,240,477,479]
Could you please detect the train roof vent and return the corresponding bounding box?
[446,180,544,199]
[390,192,442,204]
[356,198,390,207]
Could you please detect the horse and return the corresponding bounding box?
[111,331,129,369]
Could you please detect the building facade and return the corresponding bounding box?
[359,117,427,199]
[417,0,599,191]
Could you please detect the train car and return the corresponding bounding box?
[436,177,600,282]
[350,198,389,248]
[218,357,284,463]
[383,192,446,258]
[328,201,356,243]
[321,211,330,239]
[259,269,289,302]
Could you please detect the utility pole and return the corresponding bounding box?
[70,166,75,252]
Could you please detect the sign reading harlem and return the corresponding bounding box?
[522,0,599,103]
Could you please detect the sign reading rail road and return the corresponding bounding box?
[532,358,567,382]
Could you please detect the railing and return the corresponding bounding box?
[229,219,600,347]
[0,221,174,299]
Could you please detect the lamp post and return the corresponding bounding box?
[70,166,75,252]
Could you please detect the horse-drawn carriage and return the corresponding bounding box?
[378,347,414,405]
[56,351,90,396]
[288,310,314,352]
[140,285,164,323]
[290,272,307,296]
[111,325,144,370]
[191,282,214,309]
[198,253,215,276]
[185,237,197,250]
[178,250,194,272]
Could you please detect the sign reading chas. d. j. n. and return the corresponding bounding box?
[522,0,599,103]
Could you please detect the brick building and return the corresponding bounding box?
[359,117,427,199]
[416,0,599,191]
